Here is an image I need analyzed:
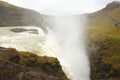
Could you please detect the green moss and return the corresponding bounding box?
[87,5,120,79]
[89,32,120,80]
[0,47,68,80]
[18,52,68,80]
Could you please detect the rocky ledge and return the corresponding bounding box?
[0,47,69,80]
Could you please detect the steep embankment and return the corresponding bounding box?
[86,1,120,80]
[0,1,46,31]
[0,47,68,80]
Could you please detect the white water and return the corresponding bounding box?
[0,26,56,57]
[46,16,90,80]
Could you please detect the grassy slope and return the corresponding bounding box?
[86,1,120,80]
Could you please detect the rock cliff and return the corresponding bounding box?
[0,47,69,80]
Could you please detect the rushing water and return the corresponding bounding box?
[0,26,56,57]
[46,16,90,80]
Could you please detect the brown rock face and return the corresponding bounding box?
[0,47,20,63]
[0,47,69,80]
[0,60,61,80]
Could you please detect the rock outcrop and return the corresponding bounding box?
[0,47,69,80]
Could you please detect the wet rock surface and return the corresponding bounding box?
[10,28,39,34]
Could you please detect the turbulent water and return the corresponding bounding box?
[0,26,56,57]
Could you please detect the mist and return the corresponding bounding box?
[45,16,90,80]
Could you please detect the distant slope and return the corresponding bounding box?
[86,1,120,80]
[0,1,46,31]
[86,1,120,40]
[87,1,120,27]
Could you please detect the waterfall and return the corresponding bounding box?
[0,0,91,79]
[46,16,90,80]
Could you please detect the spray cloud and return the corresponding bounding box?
[46,16,90,80]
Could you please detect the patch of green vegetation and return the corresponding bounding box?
[87,2,120,80]
[89,27,120,80]
[0,47,68,80]
[18,51,68,79]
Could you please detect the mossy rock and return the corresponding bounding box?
[0,47,69,80]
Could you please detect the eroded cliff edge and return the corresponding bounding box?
[0,47,69,80]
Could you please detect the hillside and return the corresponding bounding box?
[0,1,46,31]
[86,1,120,80]
[87,1,120,27]
[0,47,68,80]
